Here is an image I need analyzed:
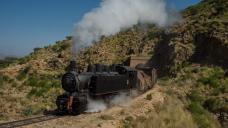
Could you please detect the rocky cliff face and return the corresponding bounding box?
[191,33,228,67]
[144,0,228,76]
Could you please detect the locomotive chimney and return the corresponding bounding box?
[69,60,77,72]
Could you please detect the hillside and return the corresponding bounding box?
[24,86,198,128]
[143,0,227,76]
[0,26,159,121]
[0,0,227,127]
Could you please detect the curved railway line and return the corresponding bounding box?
[0,115,61,128]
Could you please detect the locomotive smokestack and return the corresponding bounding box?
[69,60,77,72]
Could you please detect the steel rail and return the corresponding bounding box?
[0,115,61,128]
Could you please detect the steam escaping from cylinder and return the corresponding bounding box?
[86,91,138,112]
[86,98,107,113]
[110,91,138,106]
[86,99,108,113]
[73,0,180,56]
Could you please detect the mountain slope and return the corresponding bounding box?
[147,0,228,76]
[24,86,198,128]
[0,24,163,120]
[0,0,227,127]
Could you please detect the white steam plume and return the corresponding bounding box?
[73,0,179,55]
[86,91,138,113]
[86,98,107,113]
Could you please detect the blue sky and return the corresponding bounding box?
[0,0,199,58]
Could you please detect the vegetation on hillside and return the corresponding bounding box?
[0,57,18,69]
[122,95,197,128]
[159,65,227,128]
[0,0,227,127]
[166,0,228,75]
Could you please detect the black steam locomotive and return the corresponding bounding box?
[56,61,139,115]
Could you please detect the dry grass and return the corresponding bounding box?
[122,95,197,128]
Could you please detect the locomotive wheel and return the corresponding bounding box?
[71,96,87,115]
[56,94,68,115]
[71,105,86,115]
[71,103,87,115]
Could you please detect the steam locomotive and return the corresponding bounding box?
[56,60,156,115]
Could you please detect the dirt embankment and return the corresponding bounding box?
[23,85,196,128]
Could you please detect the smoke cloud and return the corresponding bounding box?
[73,0,180,55]
[86,98,107,113]
[86,91,138,113]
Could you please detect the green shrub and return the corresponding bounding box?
[52,43,70,52]
[191,67,200,73]
[189,102,205,115]
[60,43,70,51]
[165,88,175,96]
[8,78,14,83]
[22,106,34,116]
[198,67,224,88]
[37,87,50,97]
[52,45,59,52]
[123,116,134,128]
[47,58,62,69]
[160,76,169,81]
[0,57,18,69]
[198,76,220,88]
[26,75,60,97]
[27,86,50,97]
[0,91,3,95]
[44,46,49,49]
[221,79,228,93]
[211,88,221,96]
[147,32,158,39]
[66,36,73,40]
[51,80,61,88]
[203,97,225,113]
[27,83,51,97]
[188,90,204,103]
[145,94,152,100]
[188,100,221,128]
[16,72,27,80]
[24,65,32,73]
[16,65,31,80]
[0,76,4,88]
[0,75,10,88]
[99,115,114,120]
[18,56,32,65]
[134,116,147,123]
[188,102,210,128]
[0,75,9,82]
[2,75,9,81]
[33,47,42,52]
[11,81,17,87]
[27,88,37,97]
[27,76,39,87]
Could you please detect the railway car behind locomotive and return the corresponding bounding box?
[56,60,156,115]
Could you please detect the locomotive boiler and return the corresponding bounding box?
[56,60,156,115]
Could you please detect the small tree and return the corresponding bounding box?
[33,47,42,52]
[66,36,73,40]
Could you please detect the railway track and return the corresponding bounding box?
[0,115,61,128]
